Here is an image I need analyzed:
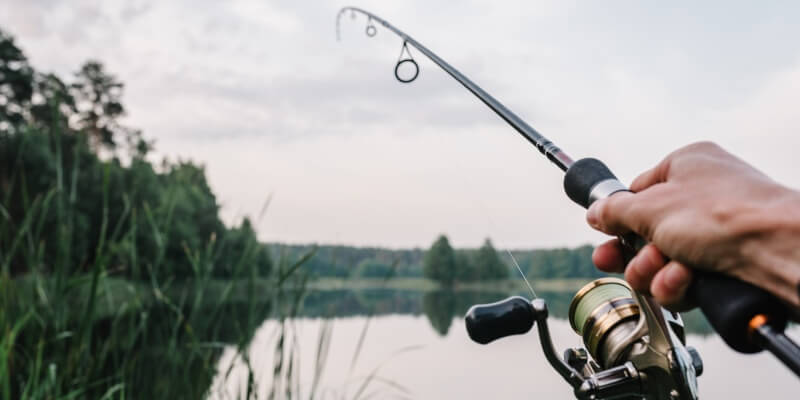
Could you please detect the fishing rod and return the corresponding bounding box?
[337,6,800,398]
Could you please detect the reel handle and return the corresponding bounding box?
[563,157,788,353]
[465,296,536,344]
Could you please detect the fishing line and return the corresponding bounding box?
[507,250,537,299]
[474,197,539,299]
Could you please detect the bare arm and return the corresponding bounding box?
[586,141,800,310]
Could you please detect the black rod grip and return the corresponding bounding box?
[465,296,535,344]
[689,271,787,353]
[563,157,789,354]
[564,158,619,208]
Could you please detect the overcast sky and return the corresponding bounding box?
[2,1,799,249]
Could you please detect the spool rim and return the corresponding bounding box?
[584,301,639,360]
[568,277,631,333]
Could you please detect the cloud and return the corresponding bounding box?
[1,0,799,248]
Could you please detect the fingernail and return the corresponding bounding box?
[663,264,688,291]
[587,202,601,229]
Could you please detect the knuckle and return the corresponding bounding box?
[680,141,723,159]
[687,140,720,152]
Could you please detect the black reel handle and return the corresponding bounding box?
[563,157,789,353]
[465,296,536,344]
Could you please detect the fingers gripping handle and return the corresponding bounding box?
[563,157,788,353]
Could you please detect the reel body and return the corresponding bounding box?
[465,278,703,399]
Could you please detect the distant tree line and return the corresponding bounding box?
[0,27,271,281]
[275,237,605,282]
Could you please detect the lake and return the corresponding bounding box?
[207,289,799,399]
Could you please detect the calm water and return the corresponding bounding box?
[208,289,799,399]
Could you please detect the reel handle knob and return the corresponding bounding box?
[563,157,789,353]
[465,296,536,344]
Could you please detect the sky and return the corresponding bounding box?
[2,1,799,249]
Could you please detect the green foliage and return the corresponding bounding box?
[474,238,509,280]
[279,240,604,283]
[355,258,394,278]
[426,237,507,284]
[423,235,456,286]
[0,29,34,130]
[69,60,147,153]
[277,244,424,278]
[454,250,478,281]
[215,218,272,278]
[514,245,604,280]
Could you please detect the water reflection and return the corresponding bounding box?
[422,290,457,335]
[211,310,799,399]
[90,299,271,399]
[295,288,714,336]
[205,287,760,399]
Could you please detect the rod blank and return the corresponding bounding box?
[336,7,574,171]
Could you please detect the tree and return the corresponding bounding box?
[455,250,478,282]
[70,61,133,151]
[423,235,456,286]
[474,238,509,280]
[0,28,34,131]
[30,73,76,128]
[215,218,272,278]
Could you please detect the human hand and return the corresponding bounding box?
[586,142,800,310]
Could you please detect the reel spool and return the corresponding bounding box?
[569,278,641,368]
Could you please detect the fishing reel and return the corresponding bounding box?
[466,278,702,399]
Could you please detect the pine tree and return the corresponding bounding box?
[0,29,34,131]
[423,235,456,286]
[475,238,509,280]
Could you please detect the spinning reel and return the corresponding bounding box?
[466,278,702,400]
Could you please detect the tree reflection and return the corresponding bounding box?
[293,288,713,336]
[423,290,457,335]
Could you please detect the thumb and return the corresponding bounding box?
[586,191,643,236]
